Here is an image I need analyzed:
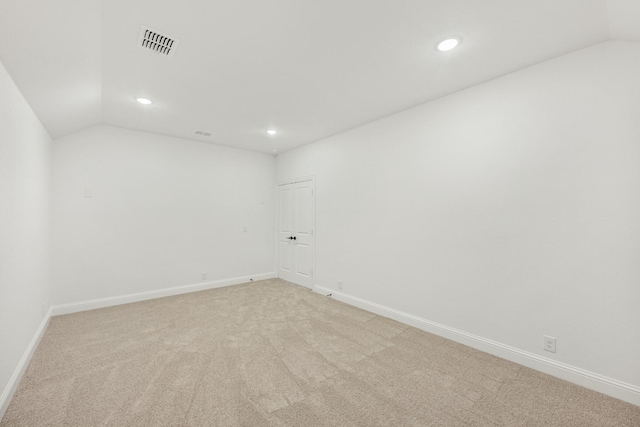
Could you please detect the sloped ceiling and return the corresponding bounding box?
[0,0,102,138]
[0,0,637,153]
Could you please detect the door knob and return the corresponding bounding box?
[287,236,293,240]
[292,236,297,240]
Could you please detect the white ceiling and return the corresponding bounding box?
[1,0,638,153]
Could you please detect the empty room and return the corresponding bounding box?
[1,0,639,425]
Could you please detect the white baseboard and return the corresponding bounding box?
[0,307,53,421]
[52,272,276,316]
[314,285,640,407]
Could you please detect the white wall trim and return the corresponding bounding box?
[277,174,316,186]
[314,285,640,406]
[52,273,276,316]
[0,307,53,420]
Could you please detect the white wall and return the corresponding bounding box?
[52,125,275,305]
[607,0,640,41]
[0,61,52,411]
[277,41,640,393]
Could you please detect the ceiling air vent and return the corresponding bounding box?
[194,130,212,137]
[138,26,179,58]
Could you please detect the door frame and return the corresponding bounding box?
[276,176,316,290]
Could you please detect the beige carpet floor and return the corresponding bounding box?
[2,279,639,426]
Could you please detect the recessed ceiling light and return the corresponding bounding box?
[136,97,153,105]
[267,129,277,135]
[436,38,460,52]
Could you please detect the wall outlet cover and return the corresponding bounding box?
[544,335,556,353]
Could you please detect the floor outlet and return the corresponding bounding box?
[544,336,556,353]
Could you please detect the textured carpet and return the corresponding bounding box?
[2,279,639,426]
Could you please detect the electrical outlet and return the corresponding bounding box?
[338,280,343,290]
[543,336,556,353]
[202,272,207,280]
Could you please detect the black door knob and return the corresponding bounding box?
[292,236,297,240]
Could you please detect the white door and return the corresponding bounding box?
[278,179,314,289]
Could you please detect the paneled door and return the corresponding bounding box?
[278,179,314,289]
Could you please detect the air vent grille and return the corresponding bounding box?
[194,130,212,137]
[138,26,179,58]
